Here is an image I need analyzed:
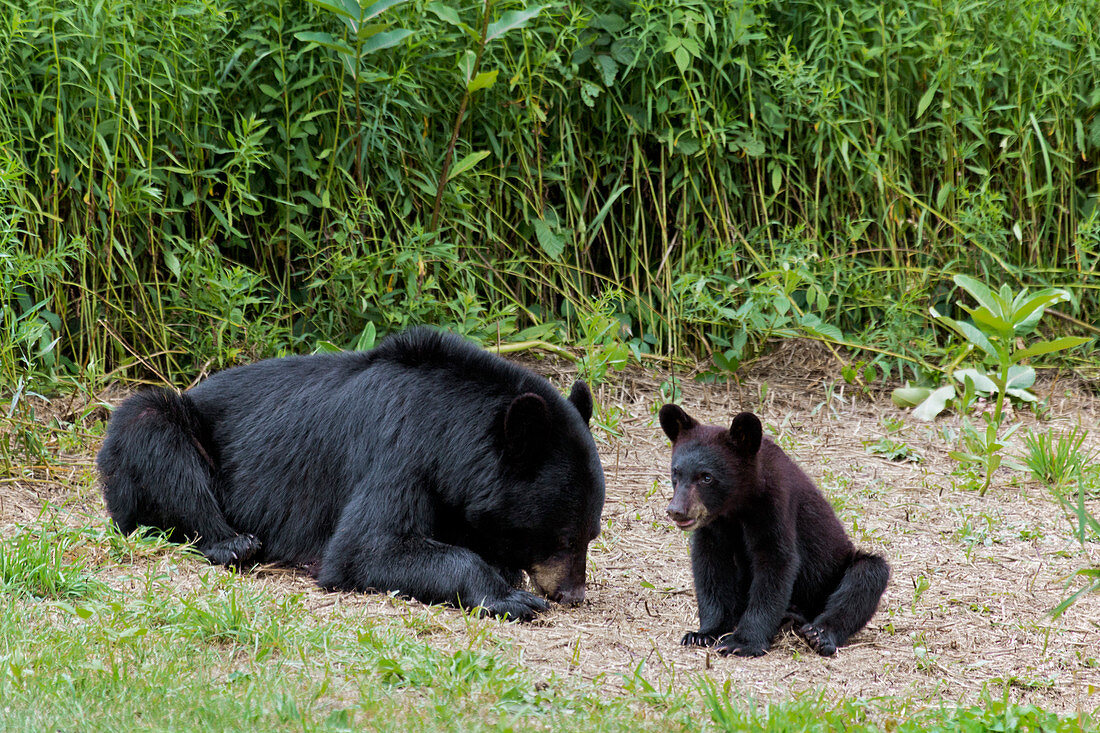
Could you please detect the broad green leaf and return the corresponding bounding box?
[533,218,565,260]
[1006,387,1038,403]
[457,49,475,82]
[305,0,360,21]
[594,13,627,33]
[1013,336,1090,362]
[949,450,980,464]
[953,274,1001,315]
[673,45,690,73]
[958,303,1012,340]
[1011,288,1071,333]
[952,368,995,393]
[363,0,409,21]
[932,308,998,360]
[486,6,546,42]
[426,2,463,27]
[916,80,938,119]
[162,248,181,279]
[913,385,955,421]
[798,313,842,341]
[1005,364,1035,389]
[891,386,931,408]
[355,22,387,40]
[361,28,413,54]
[295,31,355,57]
[467,69,498,92]
[449,149,490,178]
[594,55,618,87]
[355,322,377,351]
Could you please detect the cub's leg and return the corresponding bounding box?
[682,525,749,648]
[97,388,260,566]
[796,550,889,656]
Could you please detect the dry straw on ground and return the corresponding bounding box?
[4,340,1099,715]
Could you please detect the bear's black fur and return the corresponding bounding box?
[659,405,889,656]
[97,328,606,620]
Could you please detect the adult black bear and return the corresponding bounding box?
[97,328,606,620]
[659,405,889,657]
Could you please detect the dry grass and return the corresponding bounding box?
[3,341,1099,716]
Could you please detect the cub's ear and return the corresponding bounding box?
[728,412,762,456]
[568,380,593,424]
[503,393,550,464]
[659,404,697,443]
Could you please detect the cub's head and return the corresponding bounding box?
[658,405,763,532]
[491,381,605,606]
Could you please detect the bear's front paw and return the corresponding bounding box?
[203,533,261,567]
[796,623,838,656]
[681,631,721,647]
[716,633,768,657]
[480,589,551,622]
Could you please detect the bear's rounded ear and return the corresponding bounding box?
[728,412,762,456]
[504,393,551,464]
[568,380,593,424]
[659,404,697,443]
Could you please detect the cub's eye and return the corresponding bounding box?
[699,473,713,484]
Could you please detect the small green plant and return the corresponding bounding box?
[912,632,938,673]
[652,378,682,414]
[911,574,930,611]
[1020,425,1100,618]
[863,437,922,463]
[1048,471,1100,620]
[1023,426,1098,493]
[895,275,1088,495]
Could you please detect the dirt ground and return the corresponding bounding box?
[4,339,1100,716]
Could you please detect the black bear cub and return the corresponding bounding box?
[659,405,889,657]
[97,328,606,621]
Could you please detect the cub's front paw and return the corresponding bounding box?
[681,631,721,647]
[479,589,551,622]
[796,623,839,656]
[716,633,768,657]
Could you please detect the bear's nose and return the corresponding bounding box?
[553,586,585,606]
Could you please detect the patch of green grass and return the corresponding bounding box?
[0,522,105,599]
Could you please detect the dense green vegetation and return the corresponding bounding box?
[2,0,1098,389]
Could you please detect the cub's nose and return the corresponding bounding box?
[667,507,690,523]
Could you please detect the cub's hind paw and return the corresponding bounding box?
[796,623,838,656]
[203,533,261,567]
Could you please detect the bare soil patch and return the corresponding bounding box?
[4,342,1100,715]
